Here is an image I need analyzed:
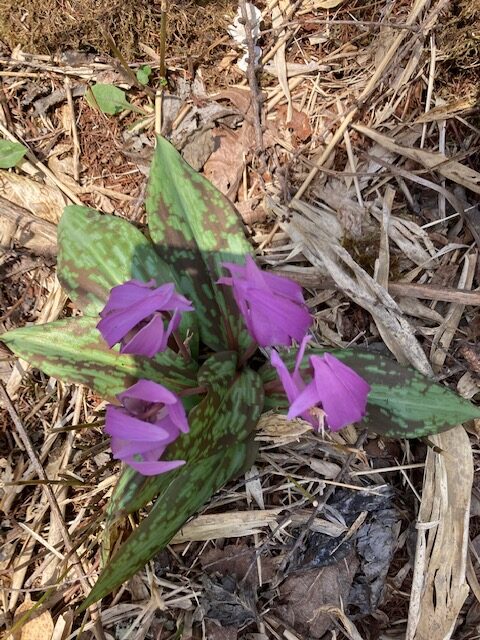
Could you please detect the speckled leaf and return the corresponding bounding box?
[145,136,252,351]
[261,347,480,438]
[58,205,196,348]
[1,316,197,397]
[105,367,264,523]
[81,440,255,610]
[85,369,263,607]
[197,351,238,393]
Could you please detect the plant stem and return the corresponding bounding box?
[159,0,168,80]
[172,330,191,362]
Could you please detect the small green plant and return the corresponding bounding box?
[1,137,478,610]
[136,64,153,86]
[0,138,27,168]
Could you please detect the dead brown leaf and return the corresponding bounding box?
[201,542,276,588]
[273,552,359,638]
[276,105,312,143]
[203,126,252,198]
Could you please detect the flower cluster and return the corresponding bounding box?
[98,256,370,475]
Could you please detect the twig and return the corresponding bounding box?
[0,382,107,640]
[106,33,155,99]
[275,429,369,582]
[238,0,265,163]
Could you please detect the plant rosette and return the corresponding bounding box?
[2,136,479,609]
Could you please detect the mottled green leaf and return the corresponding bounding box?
[105,367,264,524]
[86,84,143,115]
[0,139,27,168]
[261,347,480,438]
[58,205,176,315]
[1,316,197,397]
[81,440,255,610]
[85,368,263,607]
[145,135,252,351]
[197,351,238,393]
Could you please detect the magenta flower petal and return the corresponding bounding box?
[219,256,312,348]
[110,437,168,459]
[270,350,302,405]
[287,380,320,423]
[105,406,178,442]
[99,280,156,314]
[97,279,193,357]
[117,379,178,404]
[121,313,168,356]
[273,344,370,432]
[104,380,189,476]
[126,459,185,476]
[309,354,370,430]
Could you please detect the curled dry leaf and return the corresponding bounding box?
[0,172,66,224]
[273,552,359,638]
[276,105,312,143]
[203,126,252,198]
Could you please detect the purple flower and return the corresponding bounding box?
[218,255,312,347]
[104,379,189,476]
[271,339,370,431]
[97,279,193,357]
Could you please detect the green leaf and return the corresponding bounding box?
[86,84,143,115]
[136,65,152,85]
[105,366,263,523]
[58,205,197,354]
[0,139,27,168]
[85,367,263,607]
[145,136,253,351]
[261,347,480,439]
[197,351,238,393]
[80,440,255,611]
[1,316,197,397]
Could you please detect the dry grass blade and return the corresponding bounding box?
[354,124,480,196]
[271,200,432,375]
[407,426,473,639]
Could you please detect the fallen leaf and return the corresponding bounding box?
[273,552,359,638]
[203,126,252,198]
[12,596,54,640]
[0,172,66,223]
[201,542,276,589]
[277,105,312,142]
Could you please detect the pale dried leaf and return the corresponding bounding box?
[407,426,473,639]
[203,126,250,197]
[12,596,54,640]
[0,172,66,223]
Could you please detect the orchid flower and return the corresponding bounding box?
[104,379,189,475]
[271,339,371,431]
[97,279,193,357]
[218,255,312,348]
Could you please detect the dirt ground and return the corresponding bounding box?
[0,0,480,638]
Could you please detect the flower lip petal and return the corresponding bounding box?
[124,458,185,476]
[105,406,176,442]
[309,354,370,430]
[121,313,167,357]
[117,379,178,405]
